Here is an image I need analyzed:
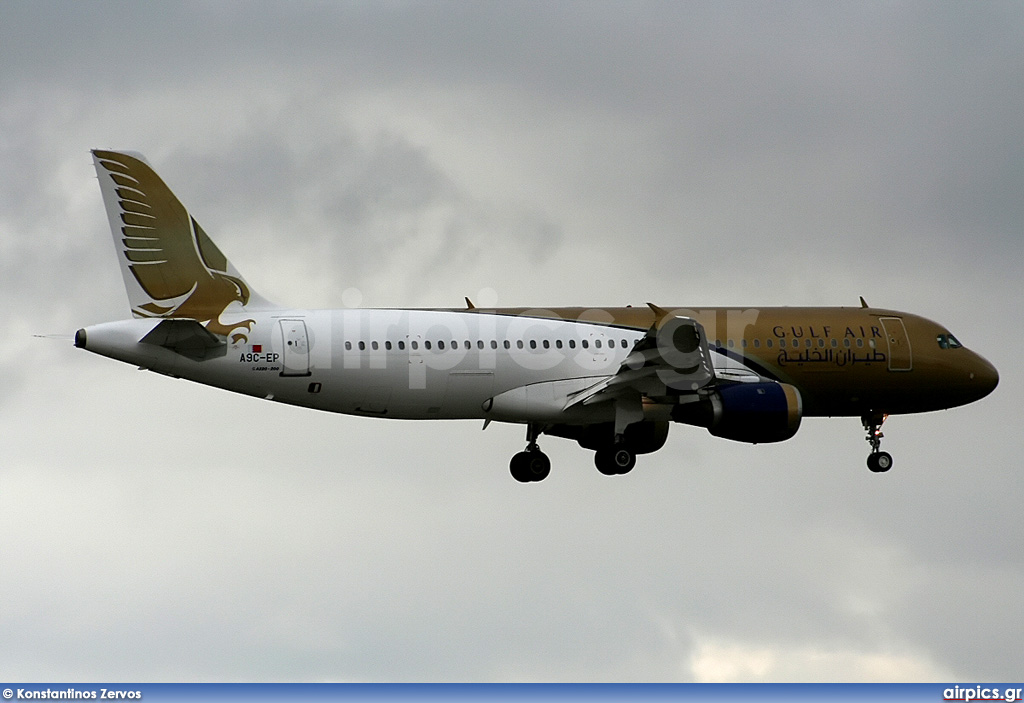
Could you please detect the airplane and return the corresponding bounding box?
[73,149,999,482]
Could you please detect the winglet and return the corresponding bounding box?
[859,296,869,309]
[465,297,476,310]
[646,302,671,323]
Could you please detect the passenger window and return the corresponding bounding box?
[569,340,576,349]
[595,339,602,349]
[766,339,773,348]
[856,338,864,348]
[477,340,484,350]
[491,340,498,349]
[358,341,366,351]
[504,340,510,349]
[753,339,760,348]
[727,339,734,348]
[345,341,352,351]
[385,341,392,351]
[529,340,536,349]
[843,338,851,348]
[371,341,379,351]
[621,339,628,348]
[556,340,563,349]
[399,341,406,350]
[411,341,418,350]
[830,339,837,348]
[582,340,589,349]
[805,339,811,348]
[792,339,799,348]
[425,341,432,350]
[543,340,550,349]
[817,339,825,348]
[465,341,471,350]
[517,340,524,349]
[438,340,445,350]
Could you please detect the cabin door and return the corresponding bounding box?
[879,317,912,371]
[279,319,311,376]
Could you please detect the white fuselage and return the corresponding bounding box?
[81,309,677,423]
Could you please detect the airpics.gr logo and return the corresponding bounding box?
[943,685,1024,702]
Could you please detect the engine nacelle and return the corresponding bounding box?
[672,382,802,444]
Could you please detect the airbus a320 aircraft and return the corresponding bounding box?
[74,150,998,481]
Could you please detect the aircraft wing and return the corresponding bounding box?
[564,304,717,411]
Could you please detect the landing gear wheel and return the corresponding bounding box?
[595,450,616,476]
[594,446,636,475]
[612,446,636,474]
[867,451,893,473]
[510,451,531,482]
[862,412,893,473]
[526,450,551,481]
[510,449,550,482]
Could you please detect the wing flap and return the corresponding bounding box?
[564,304,716,411]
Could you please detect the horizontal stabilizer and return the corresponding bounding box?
[140,319,226,361]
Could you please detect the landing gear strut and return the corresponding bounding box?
[862,412,893,473]
[510,423,551,483]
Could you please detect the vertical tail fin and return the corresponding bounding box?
[92,149,273,339]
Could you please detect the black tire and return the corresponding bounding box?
[867,451,893,473]
[594,450,618,476]
[527,451,551,481]
[612,447,636,474]
[510,451,532,482]
[595,448,635,475]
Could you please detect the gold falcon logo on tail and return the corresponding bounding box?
[92,150,264,343]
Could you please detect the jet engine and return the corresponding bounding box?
[672,382,802,444]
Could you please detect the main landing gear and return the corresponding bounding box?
[594,442,636,476]
[510,423,551,483]
[862,412,893,473]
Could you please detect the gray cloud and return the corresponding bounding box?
[0,0,1021,683]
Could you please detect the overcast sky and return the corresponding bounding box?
[1,1,1021,683]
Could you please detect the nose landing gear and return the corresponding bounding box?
[862,412,893,473]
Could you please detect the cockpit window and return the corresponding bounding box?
[937,333,963,350]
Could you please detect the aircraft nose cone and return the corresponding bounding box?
[971,355,999,399]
